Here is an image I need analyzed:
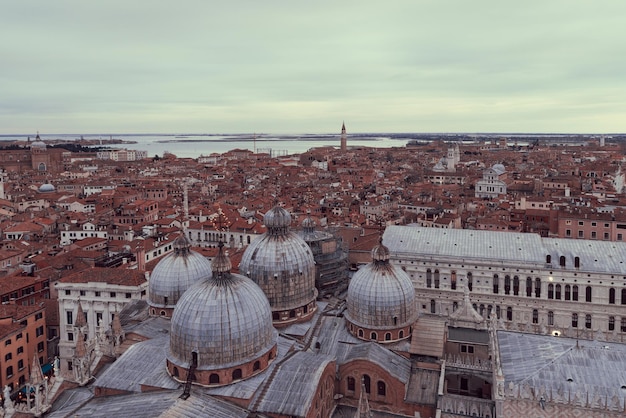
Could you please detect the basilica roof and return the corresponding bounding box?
[345,239,417,330]
[168,243,277,371]
[148,233,212,308]
[240,206,317,312]
[383,225,626,275]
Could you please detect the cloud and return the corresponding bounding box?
[2,1,626,133]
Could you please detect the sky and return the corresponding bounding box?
[1,1,625,135]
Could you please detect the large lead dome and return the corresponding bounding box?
[167,243,277,387]
[148,233,211,318]
[345,239,417,343]
[240,206,318,326]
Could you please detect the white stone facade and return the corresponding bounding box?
[56,279,148,377]
[383,225,626,342]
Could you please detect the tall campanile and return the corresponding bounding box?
[340,122,347,151]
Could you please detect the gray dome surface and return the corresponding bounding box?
[168,245,276,370]
[149,234,212,308]
[38,183,55,193]
[346,241,417,330]
[240,207,317,311]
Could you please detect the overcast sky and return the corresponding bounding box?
[2,1,625,134]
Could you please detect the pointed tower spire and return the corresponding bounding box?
[355,379,372,418]
[75,330,87,358]
[30,354,45,385]
[340,121,347,152]
[75,301,87,329]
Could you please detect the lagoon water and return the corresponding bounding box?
[0,133,412,159]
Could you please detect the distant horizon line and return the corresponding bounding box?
[0,131,624,138]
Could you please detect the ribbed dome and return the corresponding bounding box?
[263,206,292,235]
[240,206,317,315]
[346,241,417,330]
[148,233,212,309]
[301,215,316,233]
[168,244,276,371]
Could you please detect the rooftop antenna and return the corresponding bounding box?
[183,178,189,229]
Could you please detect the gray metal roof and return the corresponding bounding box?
[204,336,296,399]
[338,342,411,384]
[157,389,251,418]
[498,331,626,403]
[254,351,334,416]
[383,225,626,274]
[95,336,181,393]
[55,390,180,418]
[168,270,277,370]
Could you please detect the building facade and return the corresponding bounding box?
[384,225,626,342]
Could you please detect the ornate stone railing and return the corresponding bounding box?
[439,393,495,418]
[445,354,492,371]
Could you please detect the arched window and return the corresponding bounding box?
[609,316,615,331]
[493,274,499,294]
[548,311,554,326]
[572,285,579,301]
[548,284,554,299]
[173,367,179,378]
[585,314,592,329]
[385,332,391,341]
[564,284,571,300]
[453,301,458,312]
[496,305,501,319]
[479,304,485,316]
[574,257,580,268]
[209,373,220,384]
[451,271,457,290]
[160,310,166,316]
[426,269,432,288]
[434,274,440,289]
[572,313,578,328]
[377,381,386,396]
[399,330,404,339]
[268,350,275,360]
[535,278,541,297]
[430,299,436,313]
[609,288,616,304]
[560,256,566,267]
[585,286,592,302]
[526,277,532,297]
[532,309,538,324]
[38,162,46,171]
[434,270,440,286]
[370,332,377,340]
[467,272,473,291]
[506,307,513,321]
[513,276,519,295]
[622,289,626,305]
[504,275,511,295]
[253,360,260,371]
[232,368,242,380]
[363,375,371,394]
[358,329,364,338]
[546,254,552,264]
[555,284,561,300]
[347,377,355,391]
